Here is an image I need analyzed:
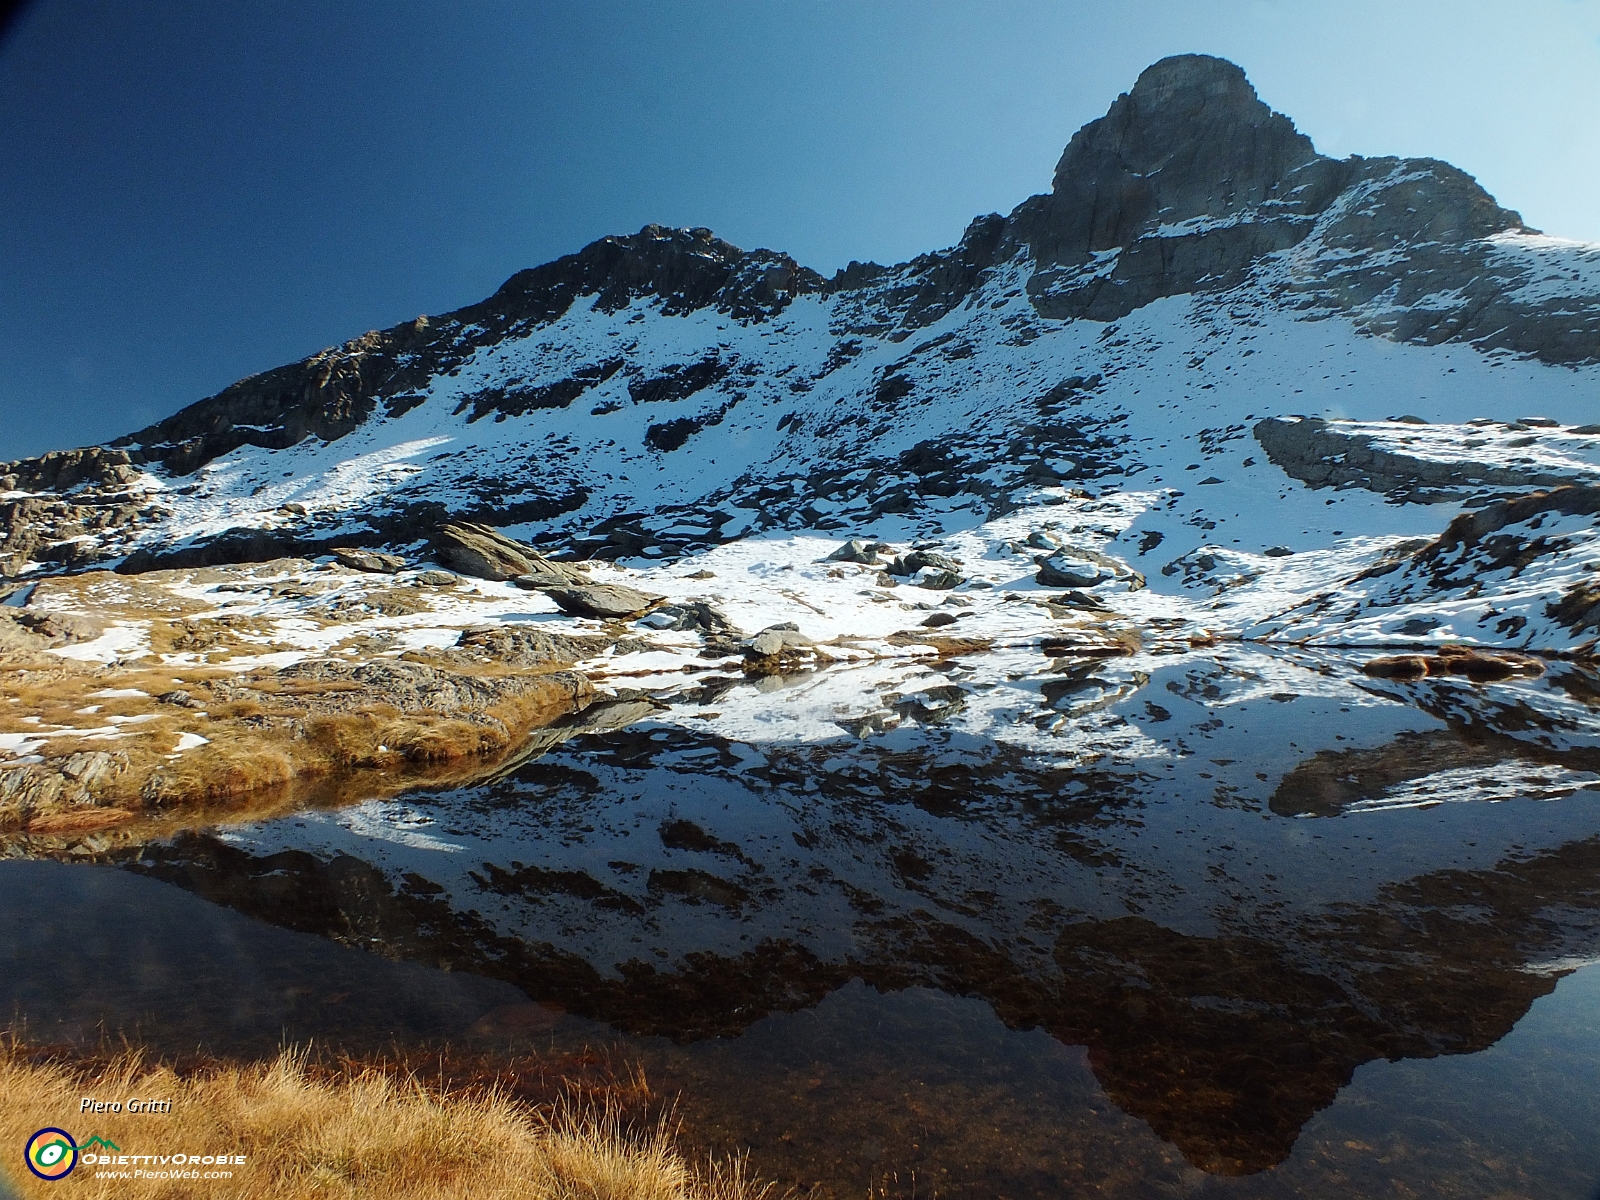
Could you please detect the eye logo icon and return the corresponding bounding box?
[25,1128,78,1180]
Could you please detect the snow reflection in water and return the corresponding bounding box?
[5,647,1600,1196]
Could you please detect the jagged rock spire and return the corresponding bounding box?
[1028,54,1323,263]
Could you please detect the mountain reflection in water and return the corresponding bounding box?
[5,648,1600,1196]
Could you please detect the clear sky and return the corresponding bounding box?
[2,0,1597,461]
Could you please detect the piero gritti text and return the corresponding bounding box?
[81,1096,172,1114]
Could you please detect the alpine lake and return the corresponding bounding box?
[6,644,1600,1199]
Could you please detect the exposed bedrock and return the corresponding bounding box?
[1013,54,1346,320]
[1001,52,1599,365]
[0,446,142,493]
[110,491,590,576]
[101,227,824,478]
[431,521,590,583]
[1252,416,1593,498]
[2,494,157,577]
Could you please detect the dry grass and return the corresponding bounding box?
[25,571,212,622]
[0,1047,781,1200]
[0,559,607,834]
[0,650,590,834]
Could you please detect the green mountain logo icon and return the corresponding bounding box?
[78,1136,121,1152]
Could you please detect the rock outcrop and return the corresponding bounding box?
[330,547,407,573]
[433,523,589,583]
[543,584,664,619]
[1254,417,1596,498]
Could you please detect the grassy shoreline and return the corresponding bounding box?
[1,1041,782,1199]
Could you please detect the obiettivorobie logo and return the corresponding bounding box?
[24,1128,247,1181]
[25,1129,79,1181]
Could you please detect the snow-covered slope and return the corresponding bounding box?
[2,53,1597,652]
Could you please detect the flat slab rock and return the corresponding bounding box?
[331,547,407,573]
[435,521,590,584]
[544,583,664,619]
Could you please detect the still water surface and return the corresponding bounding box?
[4,648,1600,1197]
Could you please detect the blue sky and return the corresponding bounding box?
[2,0,1597,460]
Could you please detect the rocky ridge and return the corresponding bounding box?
[0,56,1595,592]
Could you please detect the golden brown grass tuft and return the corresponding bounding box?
[0,650,591,834]
[0,1047,782,1200]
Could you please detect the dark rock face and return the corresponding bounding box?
[2,493,155,577]
[1388,485,1600,628]
[1011,55,1338,321]
[1000,52,1585,364]
[459,359,624,422]
[0,446,141,493]
[1278,158,1591,361]
[115,527,350,575]
[1020,57,1320,261]
[102,226,824,479]
[1253,416,1594,498]
[1052,57,1317,239]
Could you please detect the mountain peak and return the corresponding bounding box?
[1125,54,1262,115]
[1040,55,1319,253]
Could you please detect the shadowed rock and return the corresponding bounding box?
[544,584,664,619]
[331,548,406,573]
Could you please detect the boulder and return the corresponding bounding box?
[544,584,664,619]
[331,547,407,573]
[512,569,580,590]
[1034,544,1138,590]
[746,626,813,657]
[518,557,590,586]
[1047,590,1109,611]
[434,522,591,583]
[742,623,820,671]
[637,601,740,634]
[828,538,889,565]
[415,570,459,587]
[1035,556,1111,589]
[888,549,963,577]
